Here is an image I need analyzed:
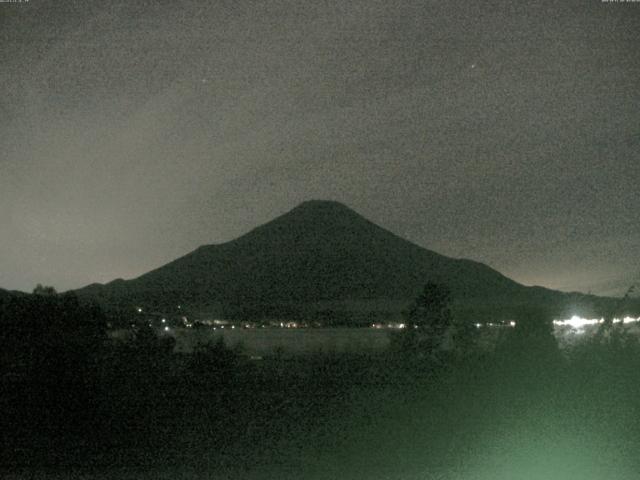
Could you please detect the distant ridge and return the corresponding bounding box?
[76,201,624,322]
[0,288,27,299]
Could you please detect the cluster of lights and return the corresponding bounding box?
[134,306,173,332]
[553,315,640,333]
[370,323,408,329]
[474,321,517,329]
[131,303,640,337]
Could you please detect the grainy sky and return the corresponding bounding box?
[1,0,639,295]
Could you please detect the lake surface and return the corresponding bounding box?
[171,327,392,356]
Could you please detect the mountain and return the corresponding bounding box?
[75,200,625,323]
[0,288,26,301]
[557,276,639,298]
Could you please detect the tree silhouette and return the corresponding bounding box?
[400,282,454,357]
[0,286,109,455]
[32,284,58,296]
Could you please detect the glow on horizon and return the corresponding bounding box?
[553,315,640,332]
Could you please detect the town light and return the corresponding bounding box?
[553,316,602,331]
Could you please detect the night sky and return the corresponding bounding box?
[1,0,639,295]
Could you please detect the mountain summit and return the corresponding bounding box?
[76,201,608,322]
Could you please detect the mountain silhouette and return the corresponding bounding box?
[75,200,618,322]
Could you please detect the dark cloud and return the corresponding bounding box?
[1,0,639,294]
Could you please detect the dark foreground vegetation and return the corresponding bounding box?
[3,287,640,479]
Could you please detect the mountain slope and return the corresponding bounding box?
[75,201,618,321]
